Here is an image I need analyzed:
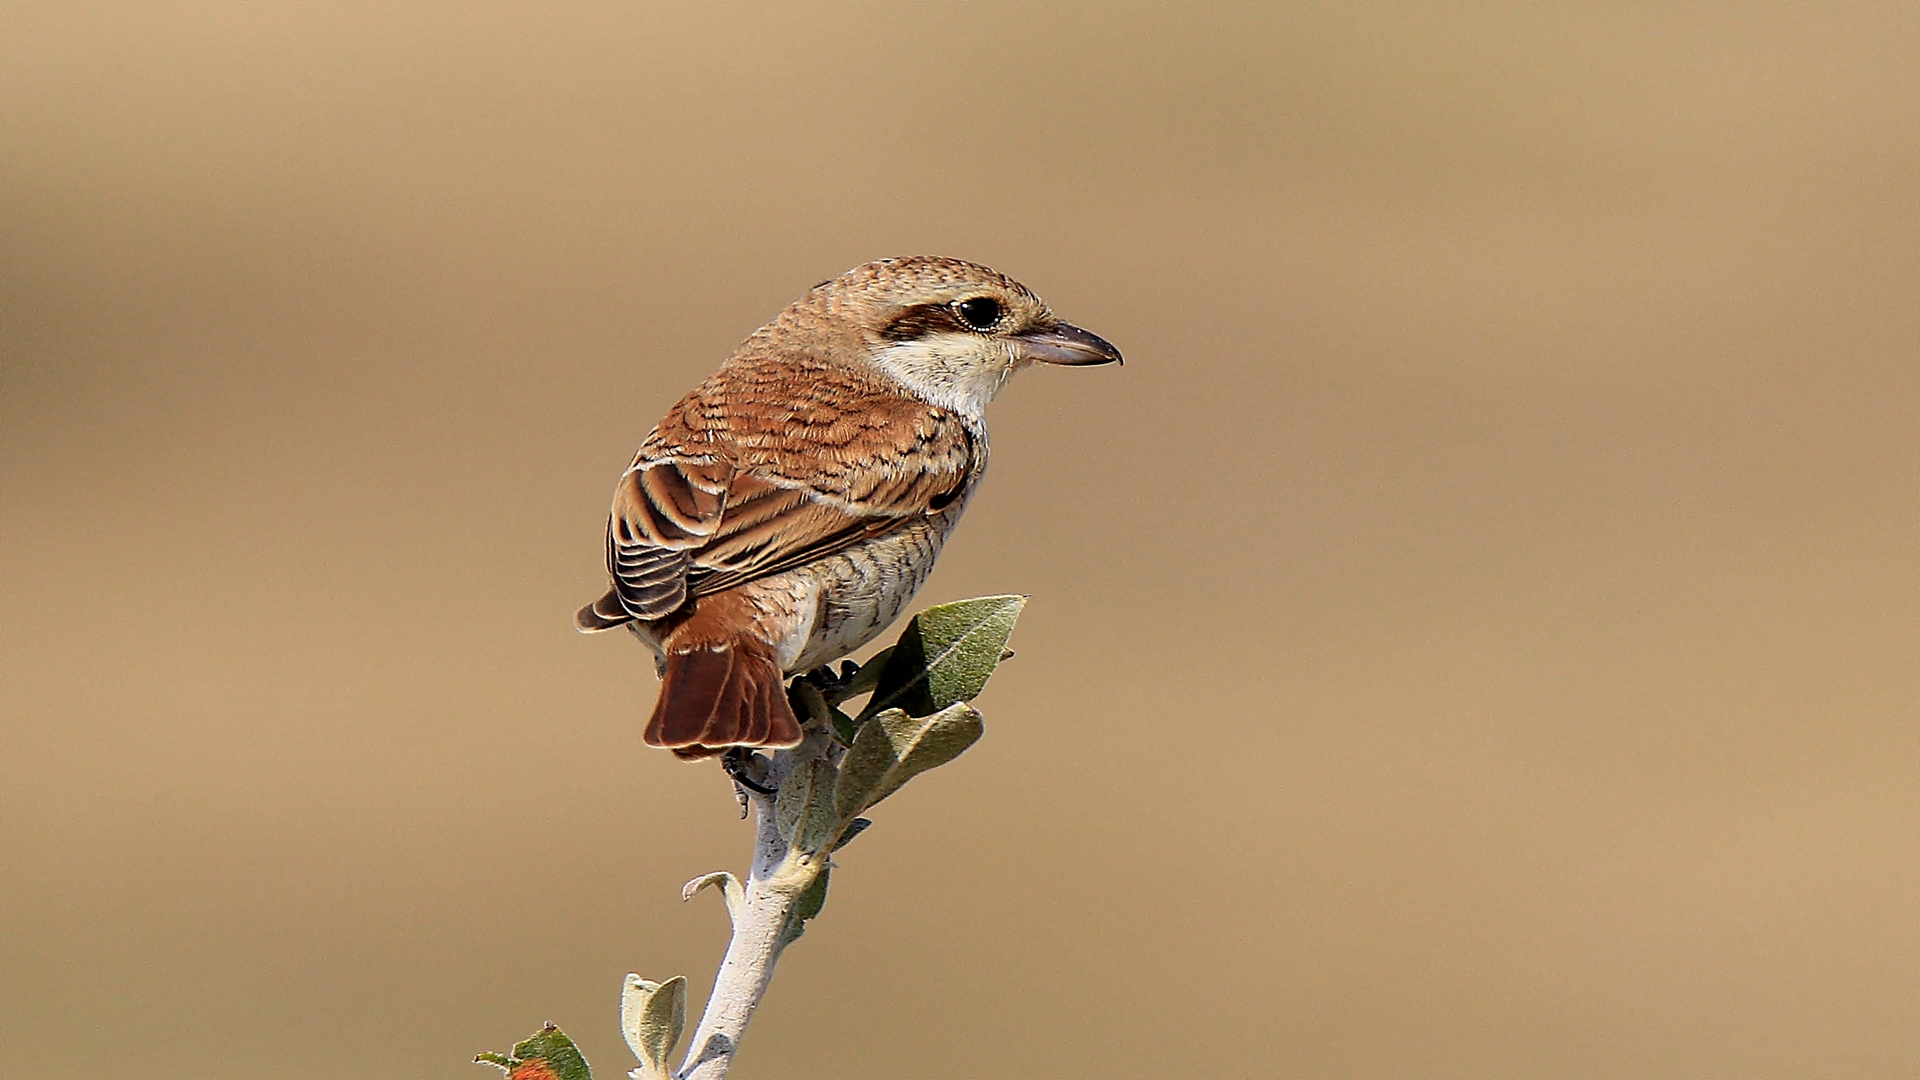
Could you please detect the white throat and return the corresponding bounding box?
[867,333,1020,422]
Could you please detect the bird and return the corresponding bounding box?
[576,256,1121,759]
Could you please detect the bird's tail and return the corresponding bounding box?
[646,625,803,760]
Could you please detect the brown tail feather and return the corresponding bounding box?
[647,632,802,759]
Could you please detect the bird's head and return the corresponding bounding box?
[761,256,1121,421]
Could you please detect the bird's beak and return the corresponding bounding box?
[1014,321,1123,366]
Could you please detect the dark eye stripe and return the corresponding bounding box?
[879,303,968,342]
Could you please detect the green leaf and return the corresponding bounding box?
[780,864,830,946]
[828,705,858,746]
[860,596,1026,721]
[774,755,839,854]
[474,1023,593,1080]
[788,678,832,729]
[833,703,984,819]
[831,816,872,852]
[621,974,687,1080]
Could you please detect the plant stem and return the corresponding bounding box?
[676,742,826,1080]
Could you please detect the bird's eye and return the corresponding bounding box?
[954,296,1002,331]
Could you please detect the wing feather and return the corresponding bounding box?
[599,359,975,623]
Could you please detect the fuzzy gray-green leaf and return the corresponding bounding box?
[833,703,984,819]
[774,756,838,854]
[780,865,830,946]
[680,871,744,922]
[828,705,858,746]
[831,816,873,852]
[789,679,831,728]
[621,974,686,1079]
[860,595,1025,720]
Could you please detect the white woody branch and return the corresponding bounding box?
[674,741,829,1080]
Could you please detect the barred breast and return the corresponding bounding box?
[784,505,962,673]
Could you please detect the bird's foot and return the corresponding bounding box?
[720,748,777,807]
[797,664,844,702]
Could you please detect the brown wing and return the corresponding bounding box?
[599,359,975,623]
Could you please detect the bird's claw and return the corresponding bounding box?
[720,748,777,800]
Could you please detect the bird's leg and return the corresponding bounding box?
[720,747,777,800]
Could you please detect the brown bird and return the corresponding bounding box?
[577,256,1120,758]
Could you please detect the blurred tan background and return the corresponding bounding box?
[3,4,1916,1077]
